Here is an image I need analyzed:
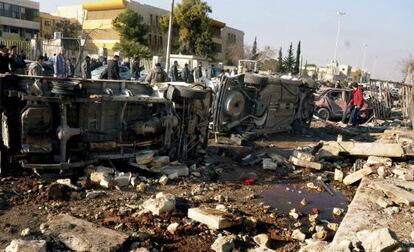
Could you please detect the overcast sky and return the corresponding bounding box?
[39,0,414,81]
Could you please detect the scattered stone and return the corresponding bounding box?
[161,164,189,177]
[411,231,414,241]
[299,239,328,252]
[290,156,323,170]
[20,228,31,237]
[85,190,106,199]
[151,156,170,168]
[5,240,47,252]
[377,166,386,178]
[392,168,414,181]
[47,214,129,251]
[211,235,237,252]
[188,207,242,230]
[243,216,258,229]
[56,178,80,190]
[39,223,49,234]
[289,208,300,219]
[334,169,344,182]
[329,240,352,252]
[343,166,373,185]
[376,196,393,208]
[332,208,344,216]
[291,229,306,242]
[216,204,228,212]
[137,182,147,192]
[372,181,414,206]
[300,198,308,206]
[159,175,169,185]
[293,150,315,162]
[167,222,180,235]
[135,150,155,165]
[306,182,319,190]
[263,158,278,170]
[356,228,400,252]
[384,206,400,215]
[327,222,339,232]
[113,174,131,188]
[131,248,150,252]
[142,193,176,215]
[312,230,328,241]
[253,234,270,247]
[366,156,392,167]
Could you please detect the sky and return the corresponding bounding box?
[39,0,414,81]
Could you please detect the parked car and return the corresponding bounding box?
[314,87,372,122]
[91,65,132,80]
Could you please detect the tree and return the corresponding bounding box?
[161,0,213,57]
[293,41,301,75]
[283,43,295,74]
[278,47,285,73]
[55,20,82,38]
[251,37,258,60]
[402,55,414,83]
[225,43,244,66]
[112,9,151,59]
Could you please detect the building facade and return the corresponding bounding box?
[56,0,244,63]
[39,12,78,39]
[0,0,39,39]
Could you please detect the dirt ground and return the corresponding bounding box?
[0,122,359,251]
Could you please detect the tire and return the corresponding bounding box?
[316,108,330,121]
[244,74,268,86]
[167,85,207,100]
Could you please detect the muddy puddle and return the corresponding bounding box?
[262,182,349,221]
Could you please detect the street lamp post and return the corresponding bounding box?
[360,44,368,83]
[333,11,346,63]
[165,0,174,73]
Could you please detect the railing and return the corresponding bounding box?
[0,39,34,60]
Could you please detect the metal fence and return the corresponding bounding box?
[0,39,35,60]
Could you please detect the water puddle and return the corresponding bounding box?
[262,182,349,221]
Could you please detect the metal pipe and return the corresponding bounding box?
[165,0,175,73]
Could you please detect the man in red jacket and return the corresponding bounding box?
[348,82,364,126]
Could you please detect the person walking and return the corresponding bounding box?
[341,82,363,127]
[107,55,121,80]
[9,45,26,74]
[170,61,179,81]
[81,56,92,79]
[145,63,167,85]
[28,55,45,76]
[194,62,203,82]
[131,56,142,81]
[182,63,191,83]
[53,47,67,78]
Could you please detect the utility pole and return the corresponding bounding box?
[333,11,346,63]
[165,0,174,73]
[360,44,368,83]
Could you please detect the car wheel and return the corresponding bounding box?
[316,108,330,121]
[167,85,207,100]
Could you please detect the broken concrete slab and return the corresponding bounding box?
[334,169,344,182]
[160,164,189,177]
[343,167,373,185]
[135,150,155,165]
[113,174,131,188]
[376,196,394,208]
[268,152,288,164]
[188,207,242,230]
[88,166,115,188]
[356,228,400,252]
[85,190,106,199]
[5,240,47,252]
[56,178,80,190]
[211,235,237,252]
[151,156,170,168]
[289,156,323,170]
[293,150,315,162]
[392,167,414,181]
[262,158,278,170]
[370,181,414,206]
[299,239,328,252]
[47,214,129,252]
[142,193,176,215]
[291,229,306,241]
[366,156,392,167]
[253,234,270,247]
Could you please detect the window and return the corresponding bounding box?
[155,16,159,27]
[0,3,4,16]
[10,26,19,34]
[228,33,236,44]
[148,34,152,48]
[150,14,153,26]
[20,7,25,20]
[11,5,20,19]
[213,43,222,53]
[154,36,157,49]
[45,20,51,27]
[159,36,163,49]
[3,3,11,18]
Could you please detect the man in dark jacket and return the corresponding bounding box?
[81,56,92,79]
[341,82,364,126]
[9,45,26,74]
[0,45,10,74]
[131,56,142,80]
[107,55,120,80]
[183,63,191,83]
[170,61,179,81]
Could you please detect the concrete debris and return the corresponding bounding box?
[113,173,131,188]
[366,156,392,167]
[159,175,169,185]
[343,166,373,185]
[291,229,306,241]
[356,228,400,252]
[293,150,315,162]
[137,182,147,192]
[300,198,308,206]
[306,182,319,190]
[142,193,176,215]
[85,190,106,199]
[328,240,352,252]
[87,166,115,188]
[371,181,414,206]
[377,166,387,178]
[188,207,242,230]
[327,222,339,232]
[151,156,170,168]
[211,235,237,252]
[268,152,288,164]
[289,208,300,219]
[20,227,31,237]
[47,214,129,251]
[39,223,49,234]
[5,240,47,252]
[161,164,189,177]
[334,169,344,182]
[376,196,394,208]
[253,233,270,247]
[167,222,180,235]
[290,156,323,170]
[392,167,414,181]
[135,150,155,165]
[332,208,344,216]
[262,158,278,170]
[299,239,328,252]
[56,178,80,190]
[384,206,400,215]
[312,230,328,241]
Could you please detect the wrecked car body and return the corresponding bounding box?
[211,74,315,136]
[0,74,210,173]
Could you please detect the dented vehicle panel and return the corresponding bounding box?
[0,74,210,172]
[212,74,315,136]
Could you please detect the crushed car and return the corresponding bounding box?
[0,74,211,174]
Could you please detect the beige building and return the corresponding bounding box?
[0,0,39,39]
[39,12,78,39]
[55,0,244,63]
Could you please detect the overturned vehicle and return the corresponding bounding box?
[0,74,211,174]
[211,74,315,137]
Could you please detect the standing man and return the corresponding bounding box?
[341,82,363,127]
[81,56,92,79]
[182,63,191,83]
[0,45,10,74]
[194,62,203,82]
[131,56,142,81]
[67,59,75,77]
[107,55,120,80]
[54,47,67,78]
[28,55,45,76]
[170,61,179,81]
[146,63,167,86]
[9,45,26,74]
